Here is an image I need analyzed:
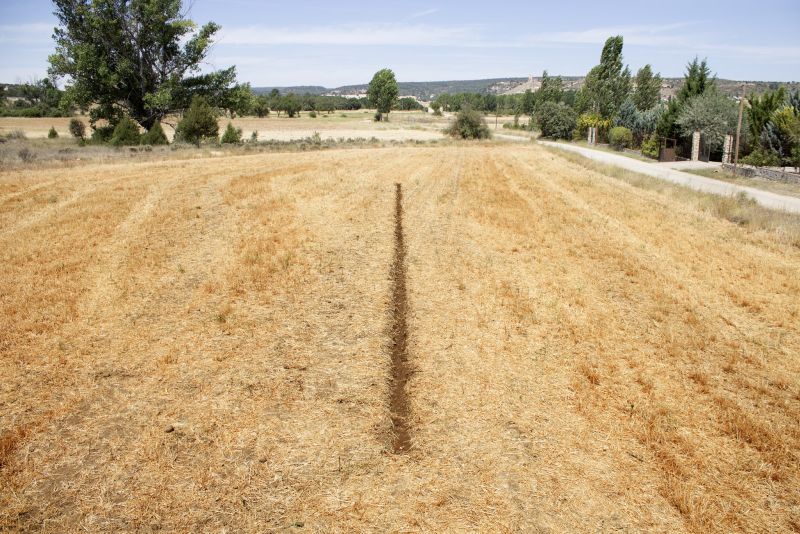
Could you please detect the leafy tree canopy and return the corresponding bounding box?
[535,70,564,108]
[747,87,786,142]
[675,90,737,150]
[657,57,716,140]
[536,101,577,140]
[367,68,399,120]
[577,36,631,119]
[633,65,662,111]
[48,0,242,129]
[677,58,715,102]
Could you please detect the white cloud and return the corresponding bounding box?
[0,23,53,44]
[406,8,439,20]
[518,23,800,63]
[218,23,476,47]
[522,23,698,47]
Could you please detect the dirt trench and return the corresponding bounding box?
[389,183,411,453]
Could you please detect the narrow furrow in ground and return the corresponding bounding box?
[389,182,411,453]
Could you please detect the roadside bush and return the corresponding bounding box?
[641,134,660,159]
[110,117,141,146]
[537,102,577,140]
[141,122,169,145]
[48,126,58,139]
[446,107,491,140]
[250,130,258,142]
[221,122,243,144]
[68,118,86,140]
[742,147,781,167]
[309,110,317,118]
[174,96,219,145]
[609,126,633,150]
[576,112,611,142]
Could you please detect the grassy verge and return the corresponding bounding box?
[0,134,444,170]
[545,146,800,248]
[552,139,654,162]
[684,167,800,199]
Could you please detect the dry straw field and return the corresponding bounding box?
[1,143,799,532]
[0,111,448,143]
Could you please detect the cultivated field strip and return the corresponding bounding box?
[1,145,799,532]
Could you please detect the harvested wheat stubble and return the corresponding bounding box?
[1,144,799,532]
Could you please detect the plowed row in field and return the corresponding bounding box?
[1,145,798,532]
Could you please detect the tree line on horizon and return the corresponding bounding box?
[428,35,798,166]
[0,0,796,164]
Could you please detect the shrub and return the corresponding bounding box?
[537,102,577,140]
[609,126,633,150]
[18,147,35,162]
[742,147,781,167]
[110,117,141,146]
[91,125,115,143]
[250,130,258,142]
[141,122,169,145]
[220,122,243,144]
[174,96,219,145]
[68,118,86,139]
[309,110,317,118]
[641,134,660,159]
[446,107,491,140]
[575,112,611,141]
[48,126,59,139]
[6,130,26,140]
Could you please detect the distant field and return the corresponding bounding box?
[0,110,450,142]
[1,144,798,532]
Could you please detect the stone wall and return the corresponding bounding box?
[721,163,800,184]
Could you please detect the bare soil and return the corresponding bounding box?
[389,183,411,453]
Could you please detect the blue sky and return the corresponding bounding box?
[1,0,799,87]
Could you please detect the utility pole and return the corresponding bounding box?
[733,83,746,176]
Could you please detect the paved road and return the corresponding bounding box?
[538,141,800,214]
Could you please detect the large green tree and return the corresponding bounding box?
[633,65,662,111]
[535,70,564,108]
[747,87,786,143]
[657,57,715,140]
[367,68,398,121]
[675,90,737,150]
[576,36,631,119]
[521,89,535,116]
[48,0,241,129]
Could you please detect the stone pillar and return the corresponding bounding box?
[691,131,701,161]
[588,127,596,145]
[722,134,733,164]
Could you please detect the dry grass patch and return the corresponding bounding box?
[1,144,798,532]
[545,147,800,248]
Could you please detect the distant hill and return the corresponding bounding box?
[252,86,328,96]
[254,78,528,100]
[497,76,800,100]
[252,76,799,101]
